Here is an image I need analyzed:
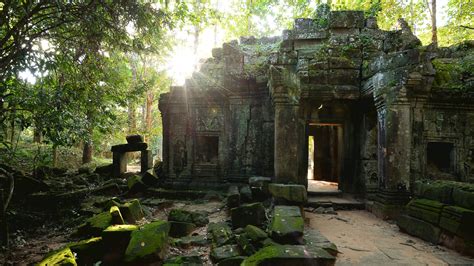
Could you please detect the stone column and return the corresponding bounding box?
[374,97,412,219]
[113,152,127,178]
[141,150,153,173]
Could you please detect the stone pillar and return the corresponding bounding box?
[113,152,127,177]
[141,150,153,173]
[374,98,412,219]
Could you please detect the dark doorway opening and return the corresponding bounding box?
[427,142,454,173]
[196,136,219,164]
[307,123,343,192]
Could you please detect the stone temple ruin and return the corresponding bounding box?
[159,9,474,254]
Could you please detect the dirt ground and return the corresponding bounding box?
[307,210,474,265]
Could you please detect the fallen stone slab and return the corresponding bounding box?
[38,248,77,266]
[168,208,209,227]
[270,205,304,244]
[241,245,336,265]
[127,174,147,193]
[124,220,170,263]
[397,214,441,244]
[269,183,307,204]
[439,205,474,240]
[227,185,241,208]
[116,199,144,224]
[164,255,203,265]
[173,235,208,248]
[217,256,247,266]
[231,202,266,228]
[169,221,196,238]
[406,198,445,224]
[208,222,233,247]
[68,237,103,265]
[304,229,338,256]
[240,185,253,203]
[210,244,242,263]
[142,169,160,186]
[102,224,139,264]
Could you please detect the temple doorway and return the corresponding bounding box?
[307,123,343,192]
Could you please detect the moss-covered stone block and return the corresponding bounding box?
[68,237,103,265]
[163,255,203,265]
[231,203,266,229]
[406,199,445,225]
[452,186,474,210]
[244,225,268,242]
[117,199,144,224]
[217,256,247,266]
[210,244,242,263]
[38,248,77,266]
[169,221,196,238]
[124,220,170,263]
[241,245,335,266]
[110,205,125,225]
[236,233,257,256]
[304,229,338,256]
[75,211,114,237]
[240,185,253,203]
[168,208,209,227]
[440,205,474,240]
[269,205,304,244]
[397,214,441,244]
[227,185,241,208]
[173,235,208,248]
[208,222,233,247]
[127,174,147,193]
[142,169,160,186]
[268,183,307,204]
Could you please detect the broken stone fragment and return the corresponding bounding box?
[269,205,304,244]
[127,174,147,193]
[173,234,208,248]
[304,229,338,256]
[240,185,253,203]
[231,202,266,229]
[110,206,125,225]
[116,199,145,224]
[268,183,307,204]
[244,225,268,242]
[102,224,139,264]
[210,244,242,263]
[94,163,113,177]
[227,185,241,208]
[126,134,144,144]
[163,255,203,265]
[397,214,441,244]
[124,220,170,263]
[169,221,196,238]
[249,176,272,201]
[75,210,116,237]
[208,222,233,247]
[241,245,335,266]
[168,208,209,227]
[439,205,474,240]
[38,248,77,266]
[142,169,160,186]
[68,237,103,265]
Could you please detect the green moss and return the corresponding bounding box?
[244,225,267,241]
[110,205,125,225]
[242,245,335,266]
[124,220,170,262]
[38,248,77,266]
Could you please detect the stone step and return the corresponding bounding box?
[305,194,366,210]
[308,189,343,197]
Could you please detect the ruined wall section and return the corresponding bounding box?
[159,37,279,183]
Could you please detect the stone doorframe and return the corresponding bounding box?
[111,142,153,177]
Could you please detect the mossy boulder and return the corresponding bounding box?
[127,174,147,193]
[168,209,209,227]
[227,185,241,208]
[439,205,474,240]
[110,206,125,225]
[304,229,338,256]
[217,256,247,266]
[38,248,77,266]
[244,225,268,242]
[269,205,304,244]
[236,233,257,255]
[116,199,144,224]
[75,210,118,237]
[241,245,335,266]
[268,183,307,204]
[210,244,242,263]
[68,237,103,265]
[101,224,139,263]
[208,222,233,247]
[124,220,170,263]
[231,202,266,229]
[169,221,196,238]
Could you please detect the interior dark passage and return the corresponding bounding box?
[196,136,219,164]
[307,123,343,192]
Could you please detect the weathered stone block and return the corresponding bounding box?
[69,237,103,265]
[173,235,208,248]
[127,174,147,193]
[270,205,304,244]
[117,199,144,224]
[102,224,139,263]
[269,183,307,203]
[304,229,338,256]
[329,11,364,29]
[244,225,268,242]
[75,211,115,237]
[208,222,233,247]
[452,187,474,210]
[168,209,209,227]
[111,142,148,152]
[231,202,266,228]
[38,248,77,266]
[124,220,170,262]
[169,221,196,238]
[397,214,441,244]
[406,199,445,224]
[217,256,247,266]
[439,205,474,240]
[110,206,125,225]
[126,134,143,144]
[227,185,241,208]
[142,169,159,186]
[241,245,336,266]
[240,185,253,203]
[211,244,242,263]
[164,255,202,265]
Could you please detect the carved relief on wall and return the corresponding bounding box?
[424,110,464,136]
[194,107,224,132]
[173,140,187,174]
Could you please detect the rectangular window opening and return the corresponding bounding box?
[427,142,454,173]
[196,136,219,164]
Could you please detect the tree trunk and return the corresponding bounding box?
[82,140,93,164]
[145,91,154,141]
[33,126,42,143]
[128,103,137,134]
[193,0,201,71]
[431,0,438,46]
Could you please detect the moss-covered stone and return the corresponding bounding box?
[163,255,203,265]
[241,245,335,266]
[173,235,208,248]
[231,202,266,229]
[236,233,257,256]
[269,205,304,244]
[75,211,114,237]
[240,185,253,203]
[227,185,241,208]
[406,199,445,224]
[127,174,147,192]
[168,208,209,227]
[110,205,125,225]
[439,205,474,240]
[208,222,233,247]
[397,214,441,244]
[304,229,338,256]
[169,221,196,238]
[117,199,144,224]
[244,225,268,242]
[142,169,160,186]
[210,244,242,263]
[217,256,247,266]
[124,220,170,262]
[68,237,103,265]
[268,183,307,203]
[38,248,77,266]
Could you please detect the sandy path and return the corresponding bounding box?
[307,210,474,265]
